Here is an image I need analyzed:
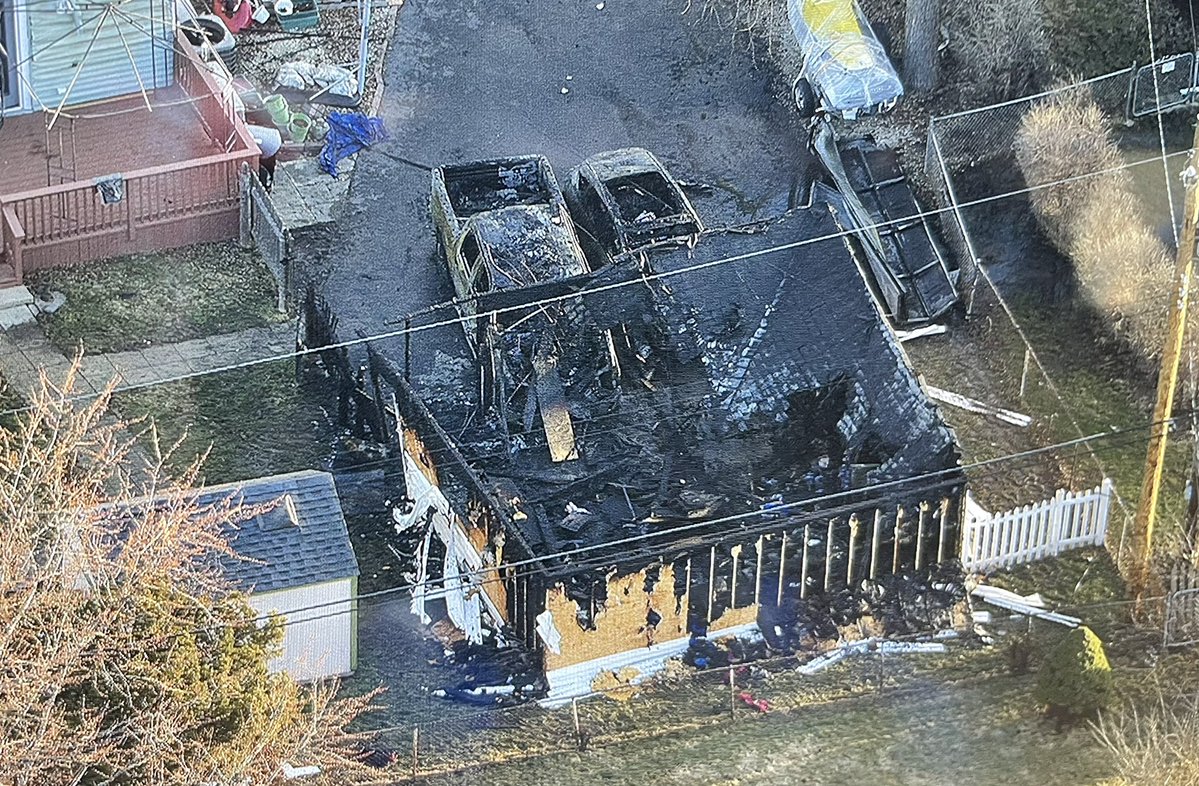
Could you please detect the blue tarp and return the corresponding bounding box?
[319,112,388,177]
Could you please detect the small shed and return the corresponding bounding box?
[202,470,360,682]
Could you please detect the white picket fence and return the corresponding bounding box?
[961,479,1113,573]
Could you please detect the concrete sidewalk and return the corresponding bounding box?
[0,321,297,398]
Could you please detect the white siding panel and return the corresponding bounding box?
[249,579,356,682]
[27,0,174,111]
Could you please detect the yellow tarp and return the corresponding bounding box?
[800,0,872,70]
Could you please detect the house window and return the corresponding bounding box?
[0,0,16,109]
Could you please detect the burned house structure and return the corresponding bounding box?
[305,178,964,701]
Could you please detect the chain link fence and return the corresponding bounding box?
[923,57,1197,302]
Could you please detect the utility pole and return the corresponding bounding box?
[1130,113,1199,618]
[902,0,940,93]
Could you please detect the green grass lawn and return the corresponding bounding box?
[908,286,1190,567]
[399,644,1118,786]
[0,378,25,433]
[29,241,287,355]
[111,360,336,485]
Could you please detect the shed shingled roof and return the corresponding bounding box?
[196,470,359,594]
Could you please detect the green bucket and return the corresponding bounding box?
[264,94,291,127]
[288,112,313,143]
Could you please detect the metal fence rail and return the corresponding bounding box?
[241,165,291,311]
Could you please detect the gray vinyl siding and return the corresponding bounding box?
[26,0,174,111]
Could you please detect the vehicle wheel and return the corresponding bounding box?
[793,77,818,119]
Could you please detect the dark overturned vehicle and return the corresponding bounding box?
[787,0,903,120]
[813,126,959,325]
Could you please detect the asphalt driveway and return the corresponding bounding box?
[305,0,815,375]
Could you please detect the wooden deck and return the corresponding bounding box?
[0,37,259,286]
[0,86,223,197]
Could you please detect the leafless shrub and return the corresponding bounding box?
[1015,89,1173,358]
[956,0,1049,100]
[687,0,801,69]
[0,367,382,786]
[1093,692,1199,785]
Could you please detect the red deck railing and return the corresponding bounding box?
[0,32,259,282]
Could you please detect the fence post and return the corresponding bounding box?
[776,532,787,606]
[961,491,977,568]
[411,725,419,778]
[799,525,810,599]
[707,546,716,623]
[915,503,929,571]
[730,544,740,609]
[1049,489,1067,555]
[823,519,835,591]
[871,508,882,579]
[893,506,905,575]
[572,697,583,749]
[847,515,860,587]
[1096,478,1113,545]
[754,535,764,605]
[937,498,949,565]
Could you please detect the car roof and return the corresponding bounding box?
[469,205,589,290]
[577,147,666,182]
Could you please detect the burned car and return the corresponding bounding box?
[431,156,591,349]
[563,148,703,265]
[431,156,618,463]
[786,0,903,120]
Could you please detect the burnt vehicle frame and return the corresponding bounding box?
[430,155,593,351]
[563,147,704,265]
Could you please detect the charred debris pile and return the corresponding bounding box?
[416,201,962,634]
[302,186,966,691]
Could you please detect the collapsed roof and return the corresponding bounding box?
[413,200,959,582]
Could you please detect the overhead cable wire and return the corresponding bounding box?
[0,147,1191,419]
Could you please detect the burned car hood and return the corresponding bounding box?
[469,206,589,290]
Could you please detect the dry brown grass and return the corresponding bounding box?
[1093,692,1199,786]
[956,0,1050,101]
[1015,89,1173,358]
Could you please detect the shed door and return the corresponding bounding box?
[1,0,16,109]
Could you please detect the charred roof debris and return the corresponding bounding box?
[304,142,967,703]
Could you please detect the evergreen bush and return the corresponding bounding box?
[1035,625,1114,721]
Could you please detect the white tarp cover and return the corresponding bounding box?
[535,609,563,655]
[786,0,903,114]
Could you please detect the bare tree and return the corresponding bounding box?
[0,368,381,786]
[903,0,940,92]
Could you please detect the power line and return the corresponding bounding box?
[1,147,1191,420]
[25,408,1180,667]
[156,411,1192,637]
